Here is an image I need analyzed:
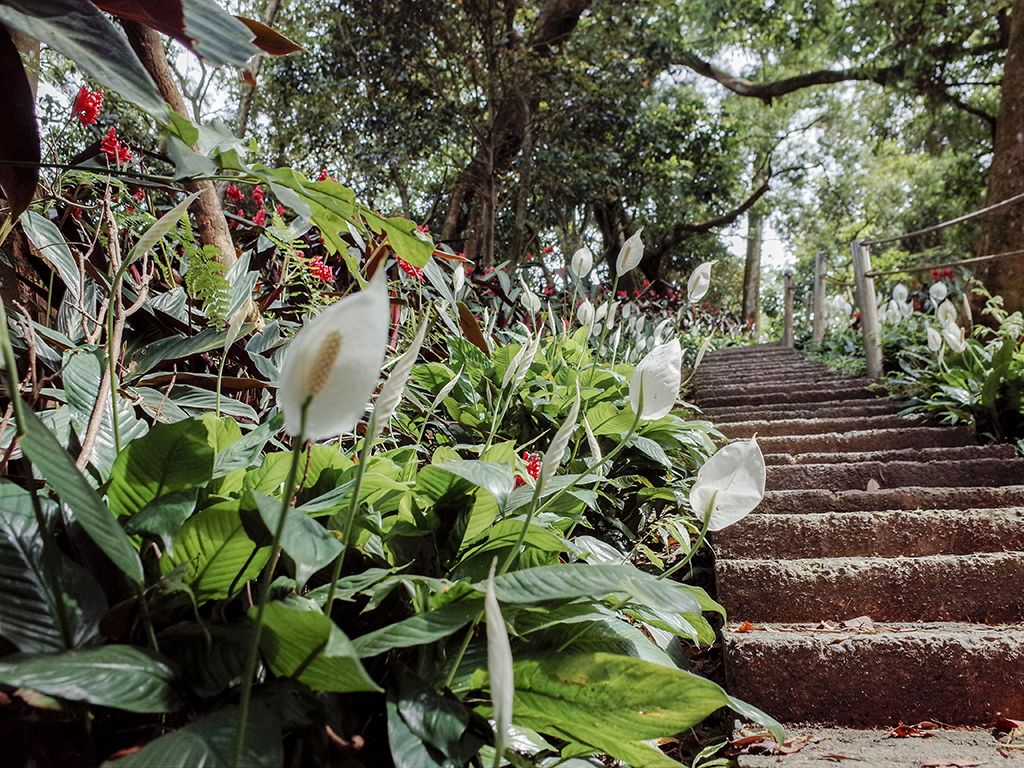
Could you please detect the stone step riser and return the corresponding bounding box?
[720,415,926,439]
[724,626,1024,726]
[765,457,1024,491]
[713,508,1024,559]
[694,375,865,392]
[758,485,1024,514]
[756,426,975,453]
[764,443,1016,466]
[698,388,877,409]
[717,552,1024,623]
[710,404,903,424]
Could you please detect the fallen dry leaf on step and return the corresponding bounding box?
[777,738,808,754]
[920,762,982,767]
[887,723,933,738]
[866,478,881,491]
[843,615,876,631]
[732,621,758,633]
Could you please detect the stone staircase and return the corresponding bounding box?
[693,345,1024,766]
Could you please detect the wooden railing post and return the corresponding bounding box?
[850,240,883,378]
[782,271,795,348]
[812,250,827,343]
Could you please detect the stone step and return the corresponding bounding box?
[759,485,1024,514]
[765,457,1024,491]
[764,443,1016,466]
[734,726,1024,768]
[698,385,877,410]
[757,425,976,453]
[720,414,928,439]
[716,552,1024,623]
[714,508,1024,559]
[707,400,903,424]
[723,622,1024,726]
[703,346,802,361]
[694,377,872,399]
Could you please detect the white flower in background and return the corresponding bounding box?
[539,388,581,489]
[610,327,621,352]
[576,299,595,326]
[636,337,647,352]
[595,301,609,323]
[929,281,948,304]
[629,338,682,421]
[452,265,465,295]
[570,246,593,279]
[687,261,717,303]
[941,319,968,354]
[604,300,619,330]
[653,316,674,345]
[899,300,914,319]
[892,284,909,303]
[690,438,766,531]
[936,299,957,326]
[278,271,390,439]
[370,313,430,440]
[502,330,542,389]
[622,303,632,320]
[827,296,853,328]
[519,278,541,314]
[927,325,943,353]
[884,300,903,325]
[615,229,644,275]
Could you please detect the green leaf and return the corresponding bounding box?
[102,701,282,768]
[125,488,199,552]
[257,599,381,692]
[390,668,486,766]
[510,653,783,767]
[0,0,168,119]
[0,645,180,713]
[161,500,269,599]
[212,413,284,478]
[123,191,201,269]
[437,460,515,512]
[182,0,260,67]
[18,405,143,584]
[352,598,482,658]
[248,491,342,587]
[107,419,215,518]
[20,211,82,301]
[127,328,235,383]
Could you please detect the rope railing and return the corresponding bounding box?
[861,189,1024,246]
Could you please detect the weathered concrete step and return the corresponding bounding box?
[759,485,1024,514]
[735,726,1024,768]
[757,425,975,454]
[714,508,1024,559]
[723,622,1024,726]
[717,551,1024,623]
[694,376,868,398]
[704,346,802,361]
[766,457,1024,491]
[721,414,927,439]
[699,385,877,410]
[695,361,825,376]
[764,443,1017,466]
[705,398,902,422]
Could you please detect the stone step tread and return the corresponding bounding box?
[723,622,1024,726]
[721,414,930,438]
[716,551,1024,623]
[695,379,873,397]
[699,387,880,409]
[734,726,1024,768]
[759,485,1024,514]
[713,508,1024,559]
[765,456,1024,491]
[764,443,1017,465]
[709,403,904,423]
[757,426,977,453]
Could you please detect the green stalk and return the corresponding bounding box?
[232,402,309,768]
[215,352,229,418]
[657,491,716,581]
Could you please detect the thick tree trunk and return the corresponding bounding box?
[742,207,762,333]
[122,21,237,270]
[975,0,1024,316]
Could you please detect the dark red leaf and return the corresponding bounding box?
[457,301,491,358]
[0,26,40,218]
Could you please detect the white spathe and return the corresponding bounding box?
[519,278,541,314]
[452,265,465,295]
[485,563,514,762]
[370,313,430,440]
[629,338,682,421]
[941,319,968,354]
[615,229,644,275]
[936,299,958,326]
[687,261,717,304]
[892,284,909,303]
[571,246,593,278]
[929,281,948,304]
[690,438,766,531]
[577,299,595,326]
[927,325,943,353]
[539,387,581,489]
[278,271,390,439]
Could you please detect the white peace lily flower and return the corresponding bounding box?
[370,313,429,440]
[519,279,541,314]
[605,300,619,330]
[636,337,647,352]
[884,300,902,325]
[502,330,541,389]
[485,562,514,763]
[687,261,717,303]
[927,325,943,353]
[621,303,632,320]
[653,317,674,345]
[942,319,968,354]
[610,327,621,352]
[629,338,682,421]
[570,246,593,278]
[936,299,957,326]
[594,301,609,323]
[892,284,908,302]
[615,229,644,275]
[539,387,581,490]
[898,300,914,319]
[929,281,948,304]
[452,265,465,295]
[577,299,595,326]
[690,438,766,531]
[278,271,390,439]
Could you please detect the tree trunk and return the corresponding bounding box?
[975,0,1024,316]
[741,207,762,333]
[122,21,237,270]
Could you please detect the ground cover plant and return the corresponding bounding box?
[0,5,780,766]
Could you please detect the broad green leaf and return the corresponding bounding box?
[125,488,199,553]
[123,191,201,269]
[0,28,39,219]
[20,211,82,301]
[0,645,179,713]
[127,328,233,382]
[161,501,269,599]
[248,491,343,587]
[352,599,482,658]
[182,0,260,67]
[510,653,783,766]
[387,695,450,768]
[257,599,380,692]
[212,413,284,478]
[437,460,515,511]
[0,0,168,119]
[107,419,214,518]
[390,668,486,767]
[102,701,282,768]
[18,405,143,584]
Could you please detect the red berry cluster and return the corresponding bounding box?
[100,127,132,164]
[309,255,333,283]
[931,268,953,279]
[515,451,542,487]
[72,85,103,126]
[397,257,425,282]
